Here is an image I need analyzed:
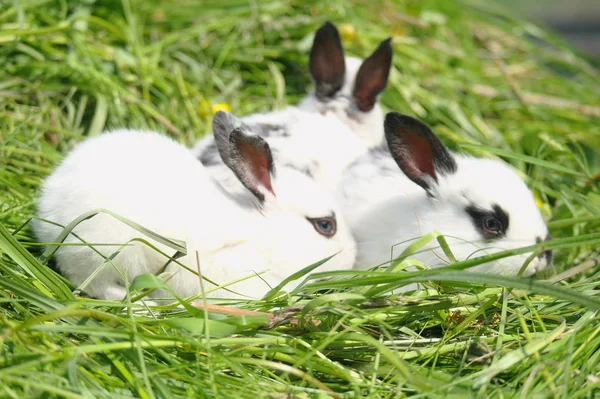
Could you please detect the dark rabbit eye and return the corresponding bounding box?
[483,217,502,235]
[307,217,337,237]
[465,204,509,239]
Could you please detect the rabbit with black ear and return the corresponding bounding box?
[33,111,356,301]
[299,21,393,148]
[195,108,366,199]
[191,21,392,185]
[337,112,552,277]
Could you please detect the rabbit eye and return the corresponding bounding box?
[307,217,337,237]
[465,204,509,239]
[483,217,502,235]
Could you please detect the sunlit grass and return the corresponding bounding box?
[0,0,599,397]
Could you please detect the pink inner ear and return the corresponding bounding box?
[312,42,344,81]
[310,48,345,96]
[238,140,275,196]
[353,40,392,112]
[401,127,437,181]
[353,68,388,111]
[310,24,345,95]
[354,88,376,111]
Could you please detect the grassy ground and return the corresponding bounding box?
[1,0,599,397]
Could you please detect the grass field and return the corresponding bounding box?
[1,0,600,397]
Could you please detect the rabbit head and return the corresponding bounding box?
[207,111,357,292]
[351,112,552,277]
[299,21,392,148]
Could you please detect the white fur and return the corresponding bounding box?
[338,149,550,277]
[191,107,366,196]
[191,54,388,193]
[33,129,356,300]
[192,25,391,192]
[299,56,385,148]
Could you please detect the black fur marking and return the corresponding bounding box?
[384,112,457,191]
[465,204,509,239]
[228,129,275,203]
[199,141,223,166]
[352,37,393,112]
[538,247,553,265]
[251,123,290,138]
[537,234,553,265]
[282,162,316,179]
[212,110,244,168]
[492,205,509,233]
[386,113,458,176]
[309,21,346,99]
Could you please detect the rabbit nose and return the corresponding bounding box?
[535,234,553,266]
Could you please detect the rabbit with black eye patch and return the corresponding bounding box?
[33,111,356,301]
[190,21,393,193]
[337,112,552,277]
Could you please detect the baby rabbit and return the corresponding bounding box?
[196,108,365,200]
[337,112,552,277]
[299,21,393,148]
[191,22,393,188]
[33,111,356,301]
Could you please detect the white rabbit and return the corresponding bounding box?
[193,108,365,199]
[337,111,552,277]
[33,111,356,301]
[190,22,393,188]
[298,21,393,148]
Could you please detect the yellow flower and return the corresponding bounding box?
[392,27,406,37]
[198,100,231,116]
[339,24,356,42]
[533,191,552,219]
[535,197,544,209]
[211,103,231,114]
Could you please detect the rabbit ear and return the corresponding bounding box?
[384,112,457,192]
[353,38,392,112]
[212,110,244,168]
[228,128,276,203]
[309,21,346,99]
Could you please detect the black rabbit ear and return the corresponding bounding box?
[309,21,346,99]
[384,112,457,192]
[353,38,393,112]
[228,128,276,203]
[212,110,242,168]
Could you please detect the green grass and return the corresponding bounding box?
[1,0,600,397]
